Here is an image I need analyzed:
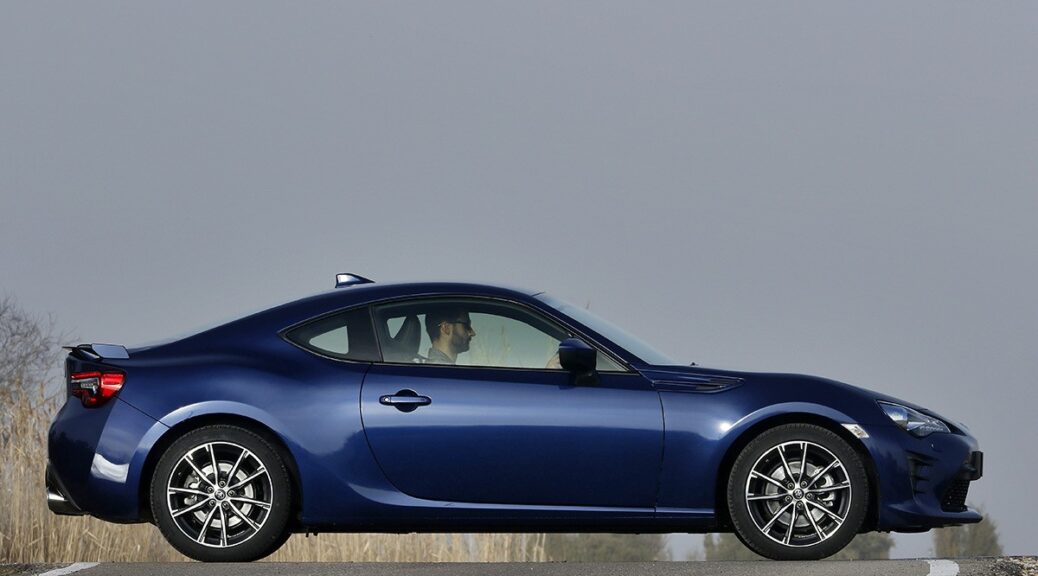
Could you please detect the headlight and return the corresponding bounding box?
[878,401,950,437]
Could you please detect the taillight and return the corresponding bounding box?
[69,371,125,407]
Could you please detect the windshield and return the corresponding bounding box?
[535,293,680,366]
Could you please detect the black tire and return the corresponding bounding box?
[726,423,869,560]
[150,425,293,562]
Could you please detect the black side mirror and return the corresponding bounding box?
[558,338,596,373]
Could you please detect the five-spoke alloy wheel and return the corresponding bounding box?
[151,425,292,562]
[727,424,869,560]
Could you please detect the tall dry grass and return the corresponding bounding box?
[0,371,547,563]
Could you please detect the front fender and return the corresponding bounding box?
[727,402,860,440]
[655,393,868,513]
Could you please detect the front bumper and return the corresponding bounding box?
[867,423,984,531]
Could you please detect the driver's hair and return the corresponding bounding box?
[424,305,466,342]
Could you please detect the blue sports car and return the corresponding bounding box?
[47,274,984,561]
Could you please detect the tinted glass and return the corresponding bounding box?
[372,298,625,371]
[283,307,380,362]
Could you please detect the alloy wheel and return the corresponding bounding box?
[166,441,273,548]
[744,440,852,548]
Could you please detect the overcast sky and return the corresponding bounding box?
[2,1,1035,559]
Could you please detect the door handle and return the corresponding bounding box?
[379,389,431,412]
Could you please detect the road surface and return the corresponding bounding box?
[4,558,1035,576]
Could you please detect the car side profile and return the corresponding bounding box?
[47,274,984,561]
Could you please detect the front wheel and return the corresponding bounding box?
[150,425,292,562]
[726,423,869,560]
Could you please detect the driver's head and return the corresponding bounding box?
[425,306,475,355]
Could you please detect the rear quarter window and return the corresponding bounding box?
[283,307,380,362]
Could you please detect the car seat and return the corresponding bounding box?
[383,315,422,362]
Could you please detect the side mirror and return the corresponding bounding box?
[558,338,596,373]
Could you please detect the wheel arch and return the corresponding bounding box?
[713,412,880,533]
[138,413,303,528]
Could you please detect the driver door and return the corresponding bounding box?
[359,297,664,509]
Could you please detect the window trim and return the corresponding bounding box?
[278,305,383,364]
[279,293,637,373]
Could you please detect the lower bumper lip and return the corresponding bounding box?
[47,488,86,516]
[46,462,86,516]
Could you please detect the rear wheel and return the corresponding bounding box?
[150,425,292,562]
[726,423,869,560]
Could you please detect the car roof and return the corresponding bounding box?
[342,279,540,298]
[247,279,539,328]
[285,280,542,314]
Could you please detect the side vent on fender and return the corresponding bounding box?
[652,376,743,393]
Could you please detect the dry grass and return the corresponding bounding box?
[0,370,546,563]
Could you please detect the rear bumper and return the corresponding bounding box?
[47,397,165,522]
[46,462,85,516]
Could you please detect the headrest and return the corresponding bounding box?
[384,315,421,362]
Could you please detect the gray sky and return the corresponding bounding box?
[2,1,1035,558]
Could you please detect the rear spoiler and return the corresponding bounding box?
[63,343,130,360]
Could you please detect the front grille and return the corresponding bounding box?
[941,478,970,512]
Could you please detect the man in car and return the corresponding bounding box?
[424,306,476,364]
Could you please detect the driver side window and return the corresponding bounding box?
[371,298,624,371]
[460,311,561,369]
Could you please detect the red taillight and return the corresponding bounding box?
[70,371,125,407]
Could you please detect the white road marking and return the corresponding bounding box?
[926,559,960,576]
[35,563,99,576]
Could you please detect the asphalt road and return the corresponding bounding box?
[4,558,1035,576]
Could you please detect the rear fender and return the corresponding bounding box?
[134,400,379,527]
[132,402,303,523]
